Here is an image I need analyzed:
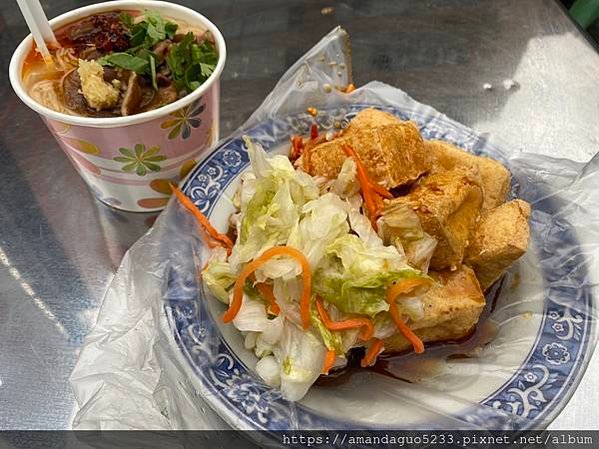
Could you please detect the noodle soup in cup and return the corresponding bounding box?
[9,0,226,212]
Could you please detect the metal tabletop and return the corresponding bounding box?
[1,0,597,430]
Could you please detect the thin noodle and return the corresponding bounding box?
[29,80,66,113]
[54,47,78,71]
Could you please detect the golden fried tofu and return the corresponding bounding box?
[426,140,510,210]
[384,265,486,352]
[385,168,483,271]
[465,199,531,290]
[304,116,430,188]
[344,107,403,134]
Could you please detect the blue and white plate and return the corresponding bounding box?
[164,104,595,431]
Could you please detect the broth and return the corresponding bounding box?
[22,10,218,118]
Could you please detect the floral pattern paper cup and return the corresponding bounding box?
[9,1,226,212]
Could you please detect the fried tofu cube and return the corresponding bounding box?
[304,114,430,188]
[344,107,403,133]
[383,265,486,353]
[426,140,510,211]
[386,168,483,271]
[465,199,531,290]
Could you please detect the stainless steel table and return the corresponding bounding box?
[0,0,597,430]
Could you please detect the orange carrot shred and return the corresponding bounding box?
[322,350,336,374]
[387,278,431,304]
[224,246,312,328]
[255,282,281,316]
[386,279,427,353]
[342,144,380,229]
[361,339,384,367]
[340,144,393,227]
[310,123,319,140]
[315,297,374,341]
[388,302,424,354]
[345,83,356,93]
[170,184,234,253]
[370,181,393,199]
[290,135,304,160]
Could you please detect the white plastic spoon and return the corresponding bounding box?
[16,0,58,64]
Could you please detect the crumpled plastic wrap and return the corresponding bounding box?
[70,27,598,432]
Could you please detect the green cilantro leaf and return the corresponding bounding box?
[200,62,214,78]
[124,10,179,50]
[129,22,148,47]
[98,52,149,74]
[165,22,178,39]
[119,12,134,28]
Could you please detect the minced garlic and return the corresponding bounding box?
[77,59,120,111]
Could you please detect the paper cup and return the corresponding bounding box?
[9,1,226,212]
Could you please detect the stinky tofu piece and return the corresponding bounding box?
[386,168,483,270]
[426,140,510,210]
[305,121,430,188]
[344,107,403,134]
[384,265,486,352]
[465,199,531,290]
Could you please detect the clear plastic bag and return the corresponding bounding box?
[70,27,598,431]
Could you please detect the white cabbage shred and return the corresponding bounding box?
[201,138,428,400]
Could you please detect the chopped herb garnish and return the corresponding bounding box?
[119,12,134,28]
[165,22,178,38]
[98,52,149,74]
[167,33,217,93]
[95,10,216,94]
[149,54,157,90]
[97,11,179,87]
[200,62,215,77]
[127,10,178,50]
